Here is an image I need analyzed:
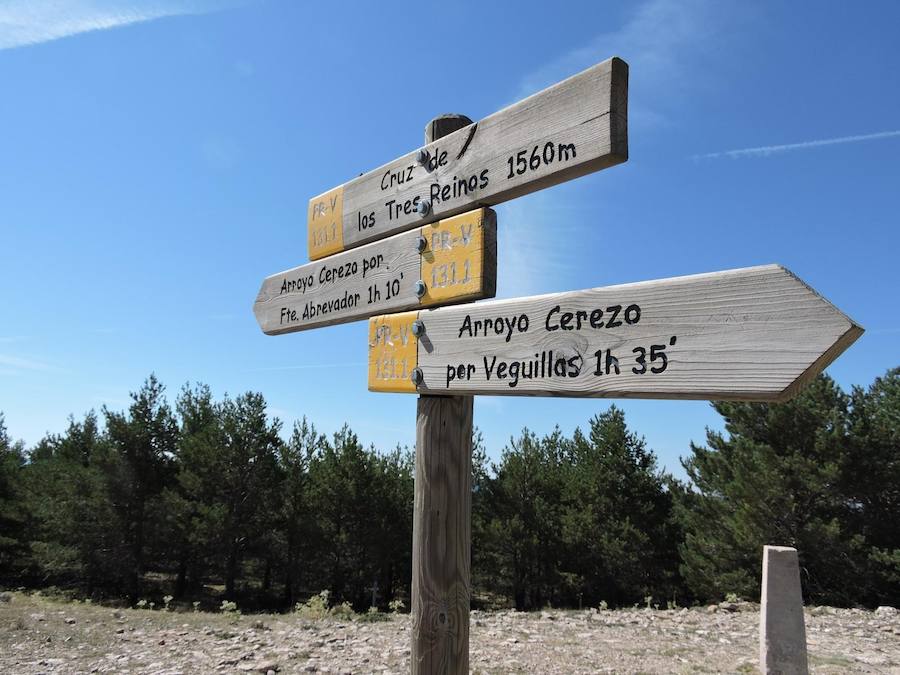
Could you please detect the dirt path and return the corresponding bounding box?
[1,592,898,673]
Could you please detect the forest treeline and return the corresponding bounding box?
[0,369,898,611]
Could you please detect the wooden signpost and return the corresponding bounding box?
[253,54,863,675]
[254,208,496,334]
[307,57,627,259]
[368,265,862,401]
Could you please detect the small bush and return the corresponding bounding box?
[295,590,330,620]
[388,598,405,614]
[357,606,390,623]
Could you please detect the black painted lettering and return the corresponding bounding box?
[483,355,497,380]
[624,304,641,324]
[545,305,561,331]
[606,305,623,329]
[458,314,473,339]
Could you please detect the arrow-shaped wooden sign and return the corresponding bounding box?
[255,208,496,334]
[307,57,627,259]
[368,265,863,401]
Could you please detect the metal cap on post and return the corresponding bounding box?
[411,113,475,675]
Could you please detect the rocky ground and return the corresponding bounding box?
[1,592,898,674]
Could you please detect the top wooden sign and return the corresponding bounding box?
[307,57,628,260]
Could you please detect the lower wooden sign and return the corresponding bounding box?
[254,208,496,334]
[368,265,863,401]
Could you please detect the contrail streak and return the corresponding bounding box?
[693,130,900,160]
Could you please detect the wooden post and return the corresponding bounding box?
[411,114,475,675]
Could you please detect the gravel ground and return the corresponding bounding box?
[1,592,898,673]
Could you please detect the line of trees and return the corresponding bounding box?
[1,368,897,610]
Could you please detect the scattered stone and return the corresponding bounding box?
[0,592,13,603]
[64,617,76,624]
[875,606,897,616]
[2,595,899,673]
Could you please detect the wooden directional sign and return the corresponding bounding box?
[308,57,627,260]
[255,208,496,334]
[368,265,863,401]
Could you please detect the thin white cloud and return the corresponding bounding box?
[0,0,246,51]
[510,0,728,127]
[499,0,727,297]
[693,130,900,160]
[0,354,56,372]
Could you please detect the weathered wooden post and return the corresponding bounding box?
[411,114,474,675]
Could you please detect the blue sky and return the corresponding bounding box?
[1,0,897,477]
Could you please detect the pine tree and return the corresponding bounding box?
[482,428,567,610]
[278,417,324,605]
[209,392,283,598]
[306,426,378,606]
[104,375,179,601]
[562,406,679,607]
[0,413,29,581]
[369,444,414,608]
[161,383,219,597]
[846,368,900,605]
[25,412,121,592]
[677,374,859,604]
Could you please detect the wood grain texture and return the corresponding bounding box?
[368,265,863,401]
[254,208,496,335]
[307,57,628,259]
[411,113,474,675]
[411,395,473,675]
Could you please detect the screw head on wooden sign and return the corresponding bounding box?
[307,57,628,260]
[368,265,863,402]
[254,208,496,335]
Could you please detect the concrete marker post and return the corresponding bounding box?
[760,545,809,674]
